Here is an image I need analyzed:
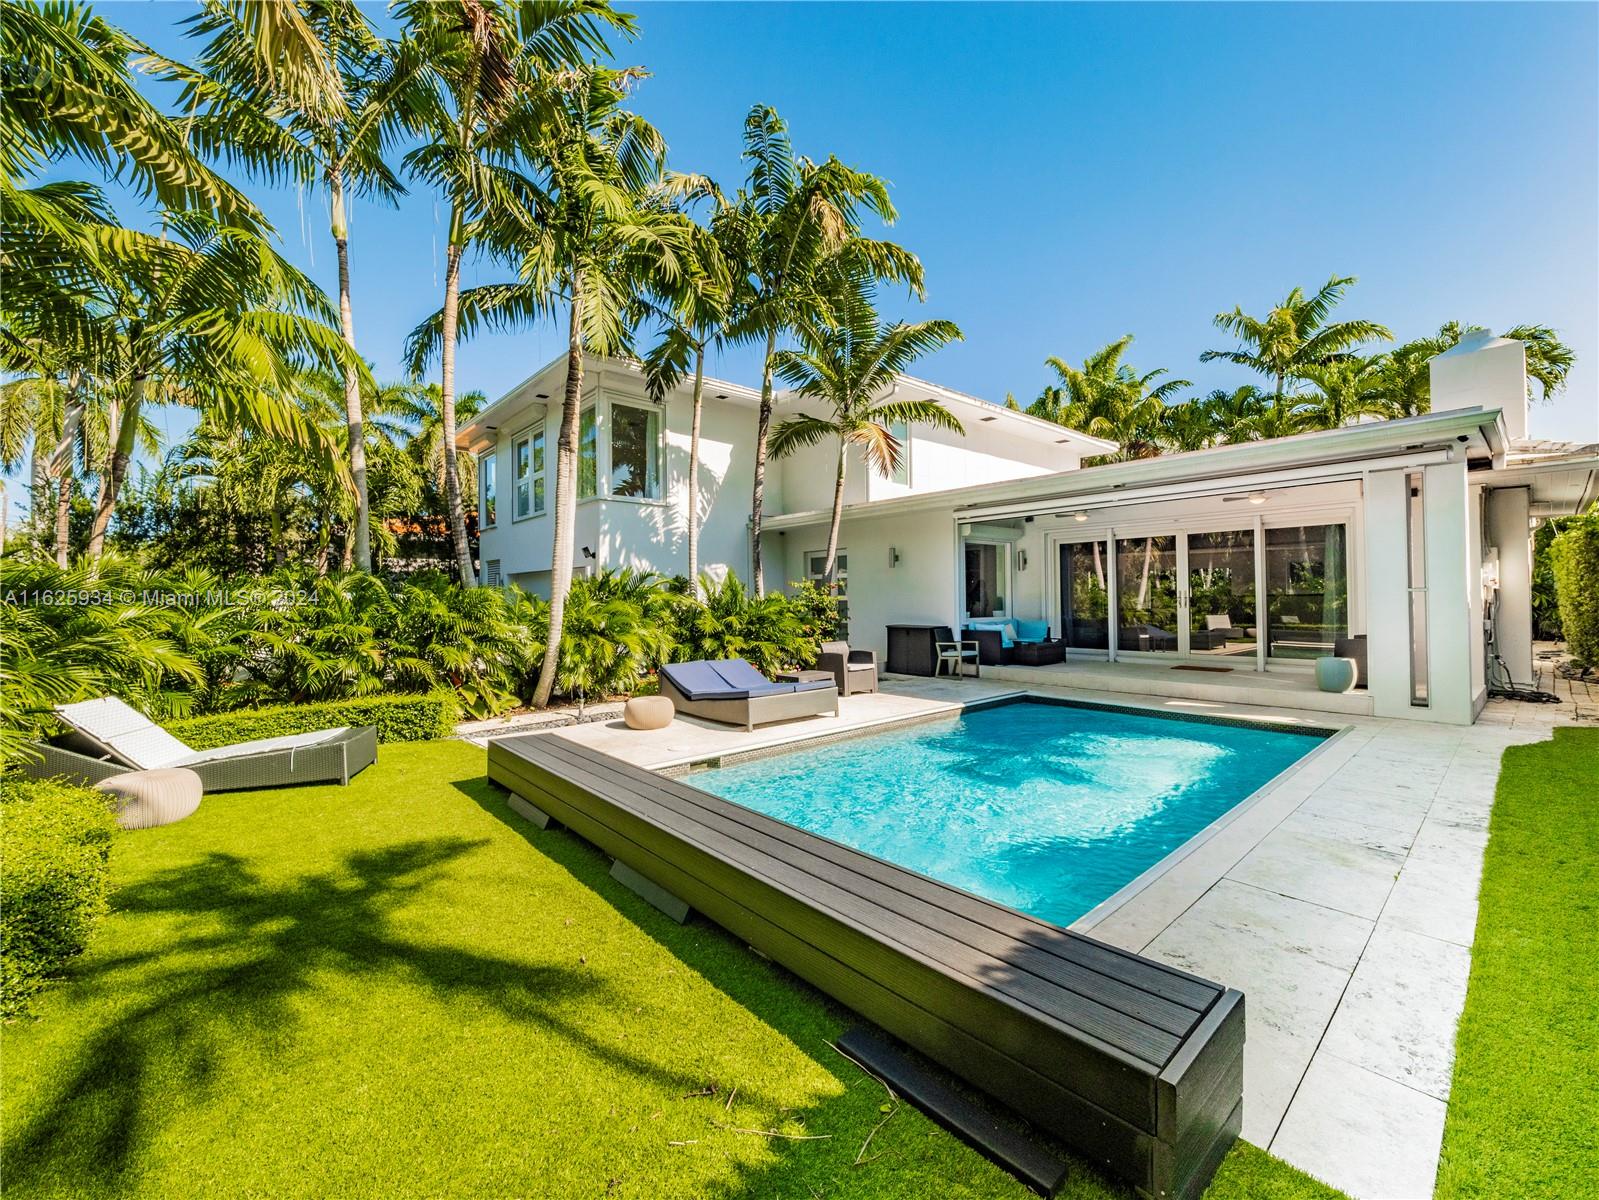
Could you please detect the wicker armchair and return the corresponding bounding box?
[816,641,879,696]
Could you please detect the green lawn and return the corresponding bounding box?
[1435,726,1599,1200]
[3,739,1338,1199]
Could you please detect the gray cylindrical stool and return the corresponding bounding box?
[1315,656,1359,694]
[623,695,675,730]
[96,768,203,830]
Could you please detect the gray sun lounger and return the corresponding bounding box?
[659,659,838,731]
[23,697,377,792]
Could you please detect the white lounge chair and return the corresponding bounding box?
[24,697,377,792]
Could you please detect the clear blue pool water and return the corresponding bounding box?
[687,700,1325,927]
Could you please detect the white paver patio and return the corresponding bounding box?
[477,670,1587,1200]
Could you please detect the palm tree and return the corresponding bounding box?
[1234,394,1307,442]
[407,66,692,709]
[69,213,361,559]
[642,206,733,598]
[1200,384,1270,444]
[1201,275,1392,396]
[168,2,432,572]
[1156,399,1216,454]
[717,106,924,594]
[770,292,963,581]
[1028,336,1190,460]
[1293,358,1391,430]
[398,0,630,583]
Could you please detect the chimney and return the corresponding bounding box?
[1428,329,1528,441]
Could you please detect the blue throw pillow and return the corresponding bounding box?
[1014,619,1049,643]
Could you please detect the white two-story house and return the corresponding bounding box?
[458,337,1596,726]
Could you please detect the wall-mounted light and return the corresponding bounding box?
[581,546,596,560]
[1248,491,1267,505]
[1073,511,1089,522]
[889,546,901,568]
[1017,549,1029,571]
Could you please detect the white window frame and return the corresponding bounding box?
[605,397,666,504]
[479,449,497,529]
[888,420,911,487]
[806,548,848,639]
[511,423,545,521]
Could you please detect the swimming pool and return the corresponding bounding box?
[686,698,1328,927]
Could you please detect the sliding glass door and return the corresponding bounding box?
[1186,529,1257,658]
[1264,524,1349,662]
[963,540,1010,623]
[1059,540,1110,651]
[1115,535,1181,655]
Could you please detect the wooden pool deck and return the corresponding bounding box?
[488,732,1244,1200]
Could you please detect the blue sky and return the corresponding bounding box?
[10,1,1597,518]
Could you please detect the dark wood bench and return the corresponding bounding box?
[488,733,1243,1200]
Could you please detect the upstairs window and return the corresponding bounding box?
[479,450,497,528]
[610,402,662,499]
[888,420,910,486]
[578,408,598,498]
[512,427,545,519]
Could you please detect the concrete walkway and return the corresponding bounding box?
[480,674,1586,1199]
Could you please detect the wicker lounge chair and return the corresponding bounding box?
[24,697,377,792]
[659,660,838,731]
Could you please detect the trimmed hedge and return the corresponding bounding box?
[1550,515,1599,667]
[1,777,118,1018]
[168,694,460,748]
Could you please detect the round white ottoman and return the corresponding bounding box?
[623,695,675,730]
[96,768,203,830]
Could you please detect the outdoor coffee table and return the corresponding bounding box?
[776,669,835,684]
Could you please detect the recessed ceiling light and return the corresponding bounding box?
[715,393,728,400]
[1054,437,1070,444]
[535,393,549,400]
[980,415,997,422]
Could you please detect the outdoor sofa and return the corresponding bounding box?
[817,640,879,695]
[22,697,377,792]
[962,618,1065,666]
[658,660,838,731]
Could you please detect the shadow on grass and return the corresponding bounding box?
[454,777,1092,1200]
[1,815,748,1196]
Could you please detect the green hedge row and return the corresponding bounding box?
[1550,516,1599,667]
[167,693,460,749]
[1,778,118,1019]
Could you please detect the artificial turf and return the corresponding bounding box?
[2,739,1342,1199]
[1434,726,1599,1200]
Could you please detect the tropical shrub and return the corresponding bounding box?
[169,693,459,747]
[1550,514,1599,668]
[0,554,210,763]
[552,570,678,711]
[1532,515,1577,639]
[789,579,843,645]
[1,778,118,1018]
[674,574,816,676]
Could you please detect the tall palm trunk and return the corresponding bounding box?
[331,167,371,572]
[87,375,143,559]
[686,343,704,598]
[51,372,84,566]
[823,438,846,583]
[439,229,475,584]
[533,272,585,709]
[749,328,777,596]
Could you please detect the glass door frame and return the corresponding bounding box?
[961,537,1014,624]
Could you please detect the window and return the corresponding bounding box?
[512,427,544,519]
[479,450,497,528]
[578,408,597,498]
[807,550,848,639]
[1264,524,1349,661]
[610,402,662,499]
[888,420,910,486]
[963,541,1008,620]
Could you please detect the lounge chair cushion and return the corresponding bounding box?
[55,697,196,770]
[661,659,801,702]
[177,728,354,765]
[967,619,1017,647]
[1013,619,1050,644]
